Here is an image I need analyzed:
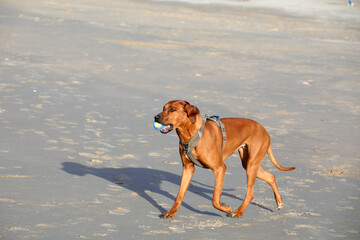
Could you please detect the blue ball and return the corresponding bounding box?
[153,122,164,131]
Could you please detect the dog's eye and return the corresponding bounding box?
[169,108,175,112]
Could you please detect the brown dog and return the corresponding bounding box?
[154,100,295,218]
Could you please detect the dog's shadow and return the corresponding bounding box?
[61,162,272,217]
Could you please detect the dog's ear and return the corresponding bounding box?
[184,103,200,123]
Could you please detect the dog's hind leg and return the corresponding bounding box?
[231,164,258,218]
[232,143,266,218]
[256,165,284,209]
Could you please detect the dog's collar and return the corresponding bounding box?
[179,115,226,168]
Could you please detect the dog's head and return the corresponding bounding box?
[154,100,200,134]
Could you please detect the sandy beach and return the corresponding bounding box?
[0,0,359,239]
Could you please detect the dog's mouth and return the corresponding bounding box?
[153,122,173,134]
[160,123,173,134]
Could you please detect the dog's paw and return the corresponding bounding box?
[229,211,243,218]
[223,205,232,214]
[161,210,176,219]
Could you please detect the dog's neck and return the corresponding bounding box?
[176,115,203,143]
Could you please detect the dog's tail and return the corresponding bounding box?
[268,146,295,171]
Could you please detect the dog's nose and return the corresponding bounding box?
[154,115,161,122]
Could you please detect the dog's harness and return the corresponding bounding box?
[179,115,226,168]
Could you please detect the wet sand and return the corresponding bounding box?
[0,0,359,239]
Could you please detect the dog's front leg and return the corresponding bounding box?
[212,163,232,214]
[162,161,195,218]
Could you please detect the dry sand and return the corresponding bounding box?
[0,0,359,239]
